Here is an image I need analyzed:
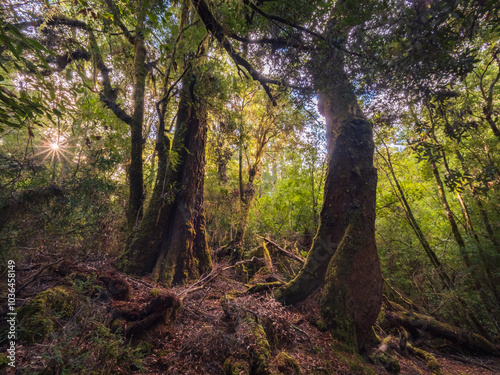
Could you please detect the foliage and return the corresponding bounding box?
[1,0,500,364]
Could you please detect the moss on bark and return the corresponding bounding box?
[275,42,382,352]
[118,73,212,286]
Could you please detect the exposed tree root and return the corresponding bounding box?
[111,293,182,338]
[246,281,284,294]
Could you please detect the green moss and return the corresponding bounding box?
[250,243,273,271]
[135,341,153,357]
[377,308,386,324]
[408,344,441,375]
[276,352,301,375]
[19,286,77,344]
[368,351,400,374]
[247,319,271,375]
[315,319,327,331]
[236,264,249,283]
[0,353,10,370]
[246,282,282,294]
[223,357,250,375]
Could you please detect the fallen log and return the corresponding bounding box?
[381,301,500,356]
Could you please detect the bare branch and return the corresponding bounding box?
[192,0,279,105]
[243,0,323,40]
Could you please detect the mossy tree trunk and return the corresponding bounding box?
[127,25,147,228]
[275,47,382,351]
[118,73,212,286]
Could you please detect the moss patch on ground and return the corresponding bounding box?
[18,286,78,344]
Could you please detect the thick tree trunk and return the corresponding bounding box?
[275,50,382,351]
[118,74,212,286]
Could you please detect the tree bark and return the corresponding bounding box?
[118,74,212,286]
[275,48,382,351]
[382,300,500,356]
[127,30,147,227]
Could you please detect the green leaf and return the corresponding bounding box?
[66,69,73,81]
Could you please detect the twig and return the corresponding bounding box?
[261,236,305,264]
[122,274,155,289]
[17,258,64,294]
[291,324,314,350]
[178,258,265,297]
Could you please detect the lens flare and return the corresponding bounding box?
[34,137,72,165]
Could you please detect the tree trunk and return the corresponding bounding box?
[118,74,212,286]
[275,49,382,351]
[235,162,259,244]
[127,14,147,228]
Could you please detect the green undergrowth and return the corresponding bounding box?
[19,286,78,344]
[15,275,151,374]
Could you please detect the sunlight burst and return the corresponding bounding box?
[34,137,72,165]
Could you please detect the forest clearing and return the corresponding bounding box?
[1,0,500,374]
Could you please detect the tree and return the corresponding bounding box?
[274,39,382,351]
[191,0,383,351]
[118,0,213,285]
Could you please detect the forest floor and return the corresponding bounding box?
[1,251,500,375]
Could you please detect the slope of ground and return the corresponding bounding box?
[1,253,499,375]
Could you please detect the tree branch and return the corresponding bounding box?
[14,17,91,31]
[88,31,134,126]
[192,0,279,105]
[103,0,135,44]
[243,0,323,39]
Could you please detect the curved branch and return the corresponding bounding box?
[192,0,279,105]
[243,0,323,40]
[14,17,91,31]
[88,31,134,126]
